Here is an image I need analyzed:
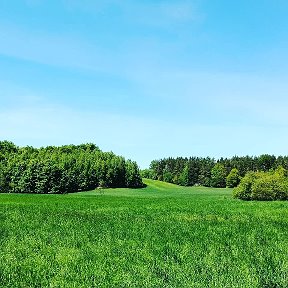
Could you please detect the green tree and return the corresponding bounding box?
[141,169,155,179]
[210,163,227,188]
[125,160,143,188]
[199,157,214,186]
[178,164,190,186]
[0,140,18,155]
[226,168,241,188]
[0,163,6,192]
[0,141,144,194]
[257,154,276,171]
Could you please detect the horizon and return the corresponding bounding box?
[1,1,288,168]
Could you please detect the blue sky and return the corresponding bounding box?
[1,0,288,168]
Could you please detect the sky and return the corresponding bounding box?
[1,0,288,168]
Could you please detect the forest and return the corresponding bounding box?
[0,140,143,194]
[2,139,288,200]
[142,154,288,188]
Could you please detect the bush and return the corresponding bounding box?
[233,171,257,200]
[233,168,288,201]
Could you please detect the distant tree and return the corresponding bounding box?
[149,160,164,181]
[199,157,214,186]
[256,154,276,172]
[125,160,143,188]
[229,155,255,176]
[0,163,5,192]
[210,163,227,188]
[226,168,241,188]
[0,141,144,193]
[275,156,288,170]
[141,169,155,179]
[179,164,190,186]
[147,153,288,189]
[163,171,173,183]
[0,140,18,155]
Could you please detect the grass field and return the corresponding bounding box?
[0,179,288,287]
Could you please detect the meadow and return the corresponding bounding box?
[0,179,287,287]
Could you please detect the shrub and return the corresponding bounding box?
[233,171,257,200]
[233,168,288,201]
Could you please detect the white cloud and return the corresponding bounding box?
[121,65,288,124]
[120,0,203,30]
[59,0,202,25]
[159,1,202,22]
[61,0,120,13]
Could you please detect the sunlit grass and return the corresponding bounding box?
[0,179,288,287]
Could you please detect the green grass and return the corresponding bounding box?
[0,179,288,287]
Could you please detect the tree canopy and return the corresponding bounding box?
[145,154,288,188]
[0,141,144,194]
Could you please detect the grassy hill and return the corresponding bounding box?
[0,180,287,287]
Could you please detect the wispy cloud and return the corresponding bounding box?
[121,0,203,30]
[159,1,202,22]
[1,18,287,129]
[1,0,288,168]
[0,22,105,70]
[24,0,45,7]
[119,64,288,124]
[60,0,203,24]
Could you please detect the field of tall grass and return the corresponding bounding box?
[0,179,287,287]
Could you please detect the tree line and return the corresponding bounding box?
[142,154,288,188]
[0,141,144,194]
